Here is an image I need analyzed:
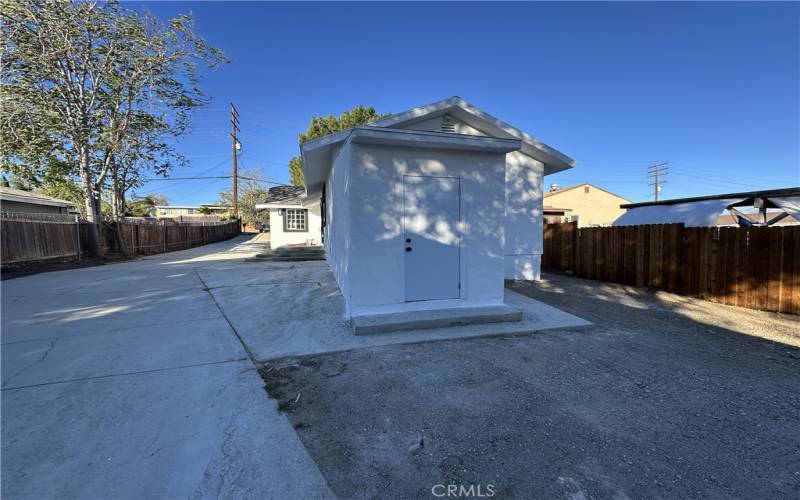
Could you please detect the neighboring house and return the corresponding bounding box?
[254,186,322,248]
[300,96,574,319]
[0,187,77,214]
[543,183,630,227]
[152,205,229,218]
[614,187,800,227]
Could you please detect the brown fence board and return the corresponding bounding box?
[3,220,239,265]
[1,220,79,263]
[542,222,800,314]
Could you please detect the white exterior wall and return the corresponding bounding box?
[344,143,507,317]
[504,150,545,280]
[323,144,352,315]
[400,116,545,280]
[268,200,322,249]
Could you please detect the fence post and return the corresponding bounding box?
[74,215,81,261]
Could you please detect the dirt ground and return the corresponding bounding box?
[261,273,800,499]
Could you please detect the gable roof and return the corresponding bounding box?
[300,97,575,193]
[0,187,75,208]
[544,183,631,202]
[368,97,575,173]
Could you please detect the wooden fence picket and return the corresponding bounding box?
[541,222,799,314]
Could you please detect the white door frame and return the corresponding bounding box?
[401,174,463,303]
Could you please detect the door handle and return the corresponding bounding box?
[405,247,412,252]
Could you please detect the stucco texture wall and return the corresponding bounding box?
[544,185,629,227]
[324,144,352,315]
[401,115,546,281]
[344,142,507,315]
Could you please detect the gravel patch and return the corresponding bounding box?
[261,273,800,499]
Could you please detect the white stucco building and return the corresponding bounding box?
[256,186,322,249]
[300,97,574,320]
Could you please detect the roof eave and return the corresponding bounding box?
[0,194,73,207]
[301,126,523,192]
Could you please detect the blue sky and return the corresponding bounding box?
[133,1,799,205]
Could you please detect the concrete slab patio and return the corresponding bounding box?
[198,260,590,362]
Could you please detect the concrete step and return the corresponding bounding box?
[274,246,323,254]
[252,254,325,262]
[351,304,523,335]
[256,251,325,257]
[251,246,325,261]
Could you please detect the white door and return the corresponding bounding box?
[403,175,461,301]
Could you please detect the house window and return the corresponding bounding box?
[584,186,590,193]
[284,208,308,232]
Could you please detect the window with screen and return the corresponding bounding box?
[284,208,308,232]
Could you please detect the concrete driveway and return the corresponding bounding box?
[2,235,333,499]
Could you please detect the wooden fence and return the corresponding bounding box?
[542,222,800,314]
[2,218,240,264]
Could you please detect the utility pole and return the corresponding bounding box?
[230,103,240,217]
[648,162,669,201]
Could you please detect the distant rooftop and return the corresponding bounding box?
[153,205,230,209]
[0,187,75,208]
[265,185,305,205]
[621,187,800,209]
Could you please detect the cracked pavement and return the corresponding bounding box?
[1,235,333,499]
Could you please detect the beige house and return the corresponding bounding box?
[543,183,630,227]
[152,205,229,219]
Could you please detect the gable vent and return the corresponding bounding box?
[440,115,456,133]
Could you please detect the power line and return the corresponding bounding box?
[143,175,288,186]
[138,157,231,195]
[143,176,231,181]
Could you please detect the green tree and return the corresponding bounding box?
[217,168,270,227]
[38,180,84,215]
[126,193,169,217]
[1,0,225,255]
[289,105,391,186]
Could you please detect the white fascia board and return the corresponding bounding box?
[349,126,522,153]
[300,129,352,195]
[255,203,302,210]
[300,125,523,192]
[368,97,457,128]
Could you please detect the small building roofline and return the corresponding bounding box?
[544,182,631,203]
[0,187,75,208]
[620,187,800,209]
